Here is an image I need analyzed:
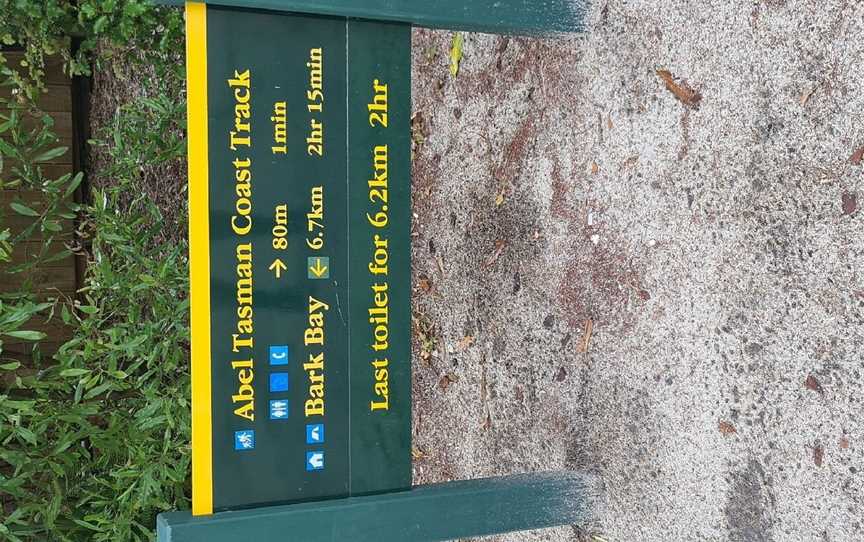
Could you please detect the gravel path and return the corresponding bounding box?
[408,2,863,540]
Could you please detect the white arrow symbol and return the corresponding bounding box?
[308,453,323,469]
[311,426,320,441]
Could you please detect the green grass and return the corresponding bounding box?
[1,2,191,540]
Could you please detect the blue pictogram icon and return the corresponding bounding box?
[269,372,289,392]
[306,423,324,444]
[306,451,324,471]
[269,345,289,366]
[270,400,289,420]
[234,430,255,451]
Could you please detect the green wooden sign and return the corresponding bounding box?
[185,2,411,514]
[160,1,597,539]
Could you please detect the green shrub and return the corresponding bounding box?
[0,2,190,540]
[0,0,183,84]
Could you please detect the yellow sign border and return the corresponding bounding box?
[186,1,213,516]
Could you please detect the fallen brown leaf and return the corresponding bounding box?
[813,444,824,467]
[514,385,524,402]
[412,446,425,460]
[418,276,433,293]
[842,193,857,216]
[410,111,426,151]
[411,111,426,132]
[480,366,487,404]
[577,319,594,353]
[851,145,864,166]
[484,240,507,267]
[620,154,639,171]
[804,374,824,394]
[839,437,850,450]
[456,335,474,351]
[718,420,737,436]
[799,84,819,107]
[657,69,702,108]
[438,373,459,390]
[591,162,599,174]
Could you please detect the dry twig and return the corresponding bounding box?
[656,69,702,108]
[577,319,594,353]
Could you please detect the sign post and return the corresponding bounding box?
[160,1,596,539]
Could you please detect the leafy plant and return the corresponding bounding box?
[0,0,183,85]
[0,2,191,540]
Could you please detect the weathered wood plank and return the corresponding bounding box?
[0,53,78,357]
[2,52,68,85]
[2,111,74,140]
[176,0,588,34]
[2,217,75,239]
[0,164,73,184]
[0,189,74,205]
[1,188,75,232]
[158,471,599,542]
[1,190,76,240]
[2,265,76,292]
[0,137,73,165]
[2,313,75,357]
[3,340,67,359]
[3,241,74,268]
[0,84,72,112]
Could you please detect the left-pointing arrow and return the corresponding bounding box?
[269,258,287,278]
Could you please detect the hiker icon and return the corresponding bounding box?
[234,430,255,451]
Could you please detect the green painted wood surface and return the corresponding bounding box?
[157,471,598,541]
[192,5,413,511]
[170,0,588,34]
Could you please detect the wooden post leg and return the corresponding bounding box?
[157,471,600,542]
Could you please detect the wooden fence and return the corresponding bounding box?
[1,50,85,358]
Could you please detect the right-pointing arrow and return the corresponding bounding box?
[269,258,287,278]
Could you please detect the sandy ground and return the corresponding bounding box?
[408,1,863,540]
